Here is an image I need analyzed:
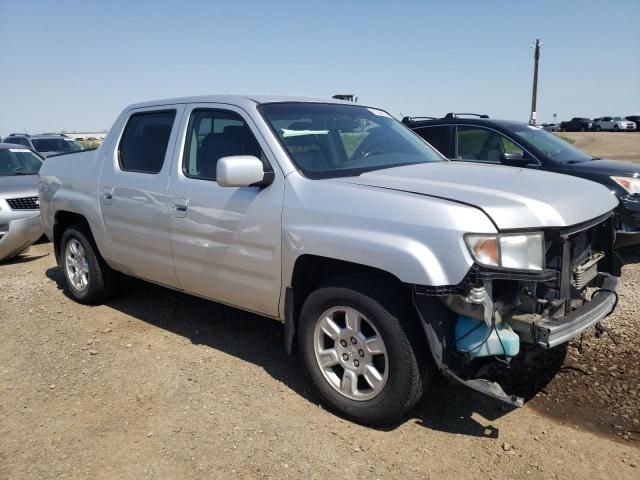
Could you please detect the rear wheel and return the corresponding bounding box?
[60,225,117,304]
[614,124,620,132]
[297,276,432,425]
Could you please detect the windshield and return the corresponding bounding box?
[511,127,593,163]
[31,138,83,152]
[0,148,43,175]
[260,103,444,179]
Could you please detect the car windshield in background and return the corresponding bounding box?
[260,103,444,179]
[31,138,83,152]
[0,148,43,175]
[511,127,593,164]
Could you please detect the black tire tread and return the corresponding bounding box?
[298,274,432,425]
[60,224,117,304]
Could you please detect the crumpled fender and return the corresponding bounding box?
[412,291,523,407]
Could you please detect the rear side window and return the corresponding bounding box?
[413,126,450,156]
[118,110,176,173]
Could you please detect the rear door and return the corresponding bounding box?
[166,103,284,316]
[99,105,185,288]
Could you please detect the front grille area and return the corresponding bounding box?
[6,196,39,210]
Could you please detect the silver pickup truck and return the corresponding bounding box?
[39,96,621,425]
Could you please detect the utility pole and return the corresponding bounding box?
[529,38,542,125]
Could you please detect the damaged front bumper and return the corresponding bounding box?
[412,213,621,408]
[0,213,43,261]
[508,273,619,349]
[413,274,620,408]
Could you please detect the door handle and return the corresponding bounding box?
[103,187,114,205]
[174,197,189,218]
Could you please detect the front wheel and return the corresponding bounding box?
[60,225,118,304]
[297,277,432,425]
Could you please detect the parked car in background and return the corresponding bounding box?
[593,117,637,132]
[541,123,558,132]
[403,113,640,247]
[40,96,621,425]
[2,133,84,157]
[625,115,640,131]
[0,143,44,261]
[559,117,593,132]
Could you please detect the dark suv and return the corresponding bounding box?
[559,117,593,132]
[2,133,84,157]
[403,113,640,247]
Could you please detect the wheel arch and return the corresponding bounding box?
[284,254,413,354]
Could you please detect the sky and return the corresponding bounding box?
[0,0,639,134]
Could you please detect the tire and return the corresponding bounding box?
[297,276,432,425]
[60,224,118,304]
[559,126,565,132]
[614,125,620,132]
[596,125,601,132]
[580,126,586,132]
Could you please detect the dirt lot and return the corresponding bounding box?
[561,131,640,162]
[1,241,638,480]
[2,132,640,479]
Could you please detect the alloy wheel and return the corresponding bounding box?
[313,306,388,401]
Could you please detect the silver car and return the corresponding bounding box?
[0,144,44,261]
[39,96,621,425]
[593,116,637,132]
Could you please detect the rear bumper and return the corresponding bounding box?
[534,274,619,349]
[0,213,43,261]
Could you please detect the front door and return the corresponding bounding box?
[167,104,284,317]
[99,105,184,288]
[454,126,534,165]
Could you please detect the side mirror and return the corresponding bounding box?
[216,156,273,188]
[499,152,529,166]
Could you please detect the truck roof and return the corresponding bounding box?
[126,95,361,111]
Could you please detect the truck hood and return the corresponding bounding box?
[0,174,39,198]
[335,162,618,230]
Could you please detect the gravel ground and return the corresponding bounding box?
[1,242,639,480]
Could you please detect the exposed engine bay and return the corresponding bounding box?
[413,212,621,406]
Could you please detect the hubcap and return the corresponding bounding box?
[313,306,388,401]
[65,239,89,292]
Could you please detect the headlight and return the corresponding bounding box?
[465,232,544,271]
[611,176,640,194]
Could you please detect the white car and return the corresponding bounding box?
[594,116,637,132]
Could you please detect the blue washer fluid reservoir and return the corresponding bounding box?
[455,315,520,359]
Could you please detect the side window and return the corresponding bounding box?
[456,126,521,163]
[183,109,263,180]
[118,110,176,174]
[6,137,28,146]
[414,126,450,156]
[501,136,524,155]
